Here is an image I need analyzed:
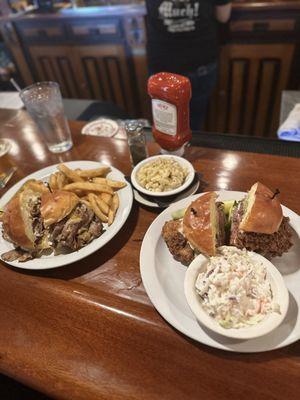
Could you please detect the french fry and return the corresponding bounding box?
[58,164,84,183]
[63,182,114,195]
[107,179,126,190]
[49,173,59,191]
[88,193,108,223]
[100,193,113,207]
[113,192,119,209]
[93,177,127,190]
[108,193,119,226]
[56,171,68,189]
[92,177,106,185]
[95,196,109,215]
[78,167,111,179]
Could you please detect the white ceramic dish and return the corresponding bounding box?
[184,247,289,340]
[140,191,300,352]
[131,155,195,197]
[0,161,133,270]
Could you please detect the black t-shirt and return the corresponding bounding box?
[145,0,230,74]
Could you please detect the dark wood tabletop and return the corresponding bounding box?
[0,109,300,400]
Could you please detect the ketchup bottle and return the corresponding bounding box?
[148,72,192,155]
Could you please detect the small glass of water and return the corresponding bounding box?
[20,81,73,153]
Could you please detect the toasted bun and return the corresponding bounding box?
[16,179,49,196]
[2,189,40,251]
[240,182,283,234]
[183,192,218,257]
[41,190,79,227]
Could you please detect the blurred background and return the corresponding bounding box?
[0,0,300,137]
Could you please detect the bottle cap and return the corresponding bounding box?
[125,120,144,134]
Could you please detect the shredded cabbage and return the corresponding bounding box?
[195,247,280,329]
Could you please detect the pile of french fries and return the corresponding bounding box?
[49,164,127,226]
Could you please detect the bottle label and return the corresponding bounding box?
[152,99,177,136]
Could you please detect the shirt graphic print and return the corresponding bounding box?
[158,1,200,33]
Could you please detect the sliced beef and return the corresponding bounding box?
[162,220,194,265]
[2,249,22,262]
[88,219,103,238]
[32,217,44,240]
[18,252,34,262]
[230,201,293,258]
[29,197,45,244]
[1,249,33,262]
[52,203,103,252]
[30,198,41,217]
[52,220,65,241]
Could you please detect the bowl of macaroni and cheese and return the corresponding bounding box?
[131,155,195,197]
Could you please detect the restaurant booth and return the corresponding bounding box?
[0,1,300,399]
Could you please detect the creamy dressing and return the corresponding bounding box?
[195,247,280,329]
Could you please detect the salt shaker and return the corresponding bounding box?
[125,120,148,166]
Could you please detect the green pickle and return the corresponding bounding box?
[223,200,236,216]
[171,208,186,220]
[171,200,237,223]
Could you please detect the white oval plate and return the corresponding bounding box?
[0,161,133,270]
[140,191,300,352]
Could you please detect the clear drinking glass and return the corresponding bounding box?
[125,120,148,166]
[20,81,73,153]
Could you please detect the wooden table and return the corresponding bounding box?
[0,109,300,400]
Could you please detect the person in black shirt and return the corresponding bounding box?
[145,0,232,130]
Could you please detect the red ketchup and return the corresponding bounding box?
[148,72,192,154]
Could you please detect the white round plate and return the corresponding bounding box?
[0,161,133,270]
[81,118,119,137]
[134,179,200,208]
[140,191,300,352]
[131,155,195,197]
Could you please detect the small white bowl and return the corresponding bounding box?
[184,247,289,340]
[131,155,195,197]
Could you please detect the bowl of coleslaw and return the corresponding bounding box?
[184,246,289,339]
[131,155,194,197]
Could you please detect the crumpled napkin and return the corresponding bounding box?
[278,104,300,141]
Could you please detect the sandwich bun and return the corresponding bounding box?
[16,179,49,196]
[2,189,41,251]
[183,192,218,257]
[240,182,283,234]
[41,190,79,227]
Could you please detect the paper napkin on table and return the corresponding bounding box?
[278,104,300,141]
[0,91,23,110]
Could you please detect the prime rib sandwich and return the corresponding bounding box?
[1,185,103,262]
[41,190,103,253]
[230,182,293,258]
[162,192,226,265]
[2,185,50,261]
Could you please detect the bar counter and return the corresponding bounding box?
[0,109,300,400]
